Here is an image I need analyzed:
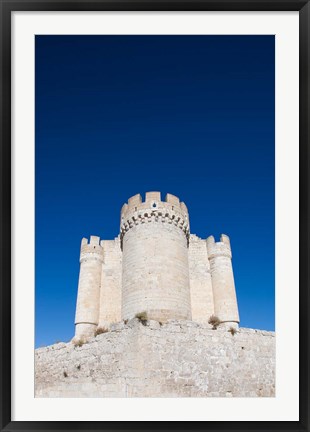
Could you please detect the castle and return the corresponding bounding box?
[36,192,275,398]
[74,192,240,340]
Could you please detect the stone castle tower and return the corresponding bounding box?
[74,192,239,340]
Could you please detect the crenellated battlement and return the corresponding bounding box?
[80,235,104,263]
[121,192,188,219]
[206,234,232,259]
[120,192,190,249]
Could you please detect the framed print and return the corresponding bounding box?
[1,0,309,431]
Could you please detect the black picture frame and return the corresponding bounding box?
[1,0,309,430]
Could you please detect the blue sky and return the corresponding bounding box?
[35,35,275,347]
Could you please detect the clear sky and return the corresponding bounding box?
[35,35,275,347]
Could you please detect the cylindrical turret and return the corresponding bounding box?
[74,236,103,339]
[120,192,191,322]
[206,234,239,328]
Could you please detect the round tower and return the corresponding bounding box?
[120,192,191,322]
[74,236,103,339]
[206,234,240,328]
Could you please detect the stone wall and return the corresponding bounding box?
[122,222,191,322]
[189,235,214,323]
[99,237,122,326]
[35,319,275,398]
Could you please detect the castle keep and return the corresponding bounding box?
[74,192,239,340]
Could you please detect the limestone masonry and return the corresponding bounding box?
[74,192,239,340]
[35,192,275,398]
[35,320,275,397]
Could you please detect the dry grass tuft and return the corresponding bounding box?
[135,311,148,326]
[94,327,109,336]
[208,315,221,330]
[228,326,238,336]
[73,339,85,348]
